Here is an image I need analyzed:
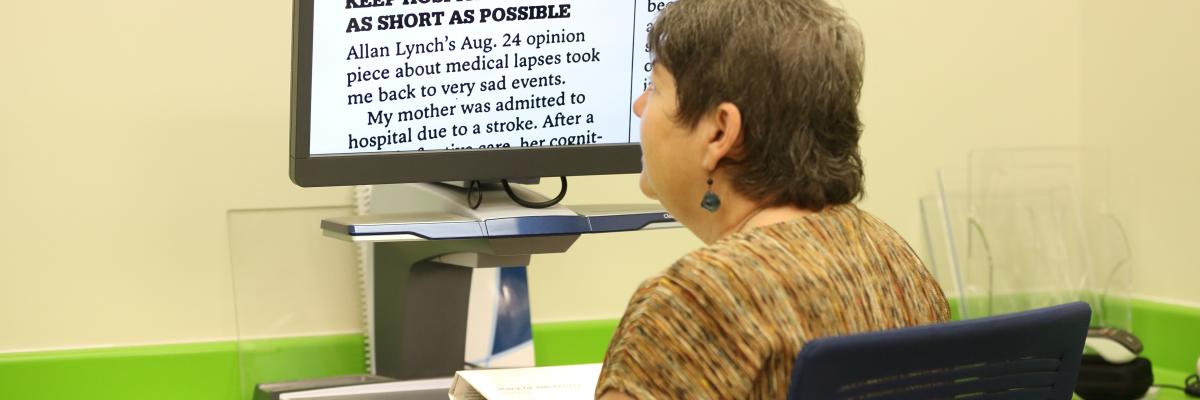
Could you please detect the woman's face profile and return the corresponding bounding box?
[633,65,704,219]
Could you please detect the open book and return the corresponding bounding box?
[448,363,603,400]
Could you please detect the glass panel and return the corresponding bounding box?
[964,148,1132,330]
[227,206,365,400]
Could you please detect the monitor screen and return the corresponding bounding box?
[291,1,667,187]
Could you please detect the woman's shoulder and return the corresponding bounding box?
[621,247,752,314]
[646,228,804,303]
[656,204,921,289]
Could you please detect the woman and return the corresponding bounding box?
[596,0,950,398]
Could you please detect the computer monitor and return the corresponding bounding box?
[290,1,664,187]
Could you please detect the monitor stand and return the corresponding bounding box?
[252,182,677,400]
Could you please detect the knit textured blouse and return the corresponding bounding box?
[596,204,950,399]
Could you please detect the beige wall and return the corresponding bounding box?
[0,0,353,351]
[3,0,1170,352]
[1080,0,1200,306]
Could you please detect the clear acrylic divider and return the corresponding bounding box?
[963,147,1132,330]
[227,206,366,400]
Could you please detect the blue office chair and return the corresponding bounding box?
[787,302,1092,400]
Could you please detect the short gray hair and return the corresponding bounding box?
[650,0,866,210]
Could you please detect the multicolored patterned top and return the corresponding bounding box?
[596,204,950,399]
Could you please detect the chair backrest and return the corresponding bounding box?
[787,302,1091,400]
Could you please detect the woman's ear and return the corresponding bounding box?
[701,102,743,172]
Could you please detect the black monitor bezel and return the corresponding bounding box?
[289,0,643,187]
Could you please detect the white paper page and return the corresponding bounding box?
[451,363,602,400]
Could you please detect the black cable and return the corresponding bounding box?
[1156,374,1200,398]
[466,180,483,210]
[501,177,568,209]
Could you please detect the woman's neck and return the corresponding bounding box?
[702,202,817,244]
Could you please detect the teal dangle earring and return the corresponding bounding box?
[701,178,721,212]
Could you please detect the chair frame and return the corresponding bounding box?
[787,302,1092,400]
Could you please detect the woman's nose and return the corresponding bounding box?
[632,89,649,118]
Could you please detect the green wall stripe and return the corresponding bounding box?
[0,335,364,400]
[532,319,621,367]
[1126,298,1200,375]
[236,334,366,398]
[0,341,240,400]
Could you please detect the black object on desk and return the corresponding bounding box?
[254,375,395,400]
[1075,355,1153,400]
